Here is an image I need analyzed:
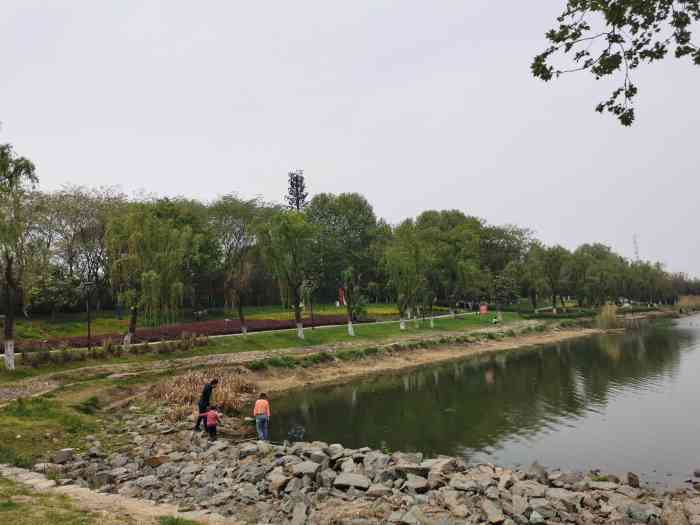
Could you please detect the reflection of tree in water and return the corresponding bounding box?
[270,324,695,457]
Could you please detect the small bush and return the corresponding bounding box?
[596,304,621,329]
[74,396,100,415]
[247,360,268,371]
[266,355,297,368]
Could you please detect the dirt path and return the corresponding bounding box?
[0,320,540,404]
[255,327,603,394]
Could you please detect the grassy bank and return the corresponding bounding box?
[0,313,521,384]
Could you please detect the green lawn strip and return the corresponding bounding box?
[0,313,523,385]
[12,303,413,341]
[158,517,203,525]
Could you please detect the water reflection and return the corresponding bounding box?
[271,317,700,486]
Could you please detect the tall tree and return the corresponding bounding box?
[285,169,308,212]
[542,245,571,313]
[0,144,37,370]
[106,203,199,343]
[306,193,378,336]
[258,210,316,339]
[210,195,261,335]
[384,220,430,330]
[533,0,700,126]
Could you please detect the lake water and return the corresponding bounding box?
[271,315,700,487]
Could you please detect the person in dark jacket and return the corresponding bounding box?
[193,378,219,432]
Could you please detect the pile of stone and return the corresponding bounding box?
[37,414,700,524]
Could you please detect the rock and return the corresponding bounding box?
[616,485,642,499]
[396,463,430,478]
[511,481,546,498]
[367,484,393,498]
[135,475,158,488]
[305,449,327,464]
[588,480,619,491]
[239,443,258,458]
[53,449,74,464]
[661,504,689,525]
[627,502,661,523]
[267,472,290,494]
[291,502,308,525]
[448,474,479,492]
[318,468,337,488]
[512,494,528,516]
[529,510,545,524]
[339,458,356,473]
[400,505,432,525]
[326,444,345,460]
[334,473,371,491]
[627,472,641,488]
[527,461,548,484]
[694,469,700,478]
[481,498,505,523]
[292,461,320,477]
[404,474,429,494]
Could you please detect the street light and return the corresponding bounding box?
[80,282,96,352]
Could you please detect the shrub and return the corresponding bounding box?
[596,304,621,329]
[74,396,100,415]
[247,360,268,371]
[266,355,297,368]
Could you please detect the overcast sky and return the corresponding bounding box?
[1,2,697,276]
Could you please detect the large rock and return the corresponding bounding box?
[481,498,505,523]
[291,502,308,525]
[395,463,430,477]
[449,474,479,492]
[318,468,337,488]
[404,474,429,494]
[661,504,689,525]
[334,473,371,491]
[511,480,546,498]
[367,484,393,498]
[292,461,320,477]
[53,449,74,464]
[267,472,290,494]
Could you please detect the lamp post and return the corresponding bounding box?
[81,282,96,351]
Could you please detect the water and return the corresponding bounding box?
[271,315,700,487]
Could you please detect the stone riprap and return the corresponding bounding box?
[31,413,700,524]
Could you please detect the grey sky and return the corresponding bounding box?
[2,2,697,276]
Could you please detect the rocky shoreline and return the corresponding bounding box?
[29,411,700,524]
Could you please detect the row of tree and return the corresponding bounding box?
[2,145,699,368]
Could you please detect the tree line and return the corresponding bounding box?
[2,144,699,366]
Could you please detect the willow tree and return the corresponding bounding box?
[0,144,38,370]
[258,210,316,339]
[210,195,260,335]
[106,204,198,343]
[384,219,430,330]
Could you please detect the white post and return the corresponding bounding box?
[400,318,406,330]
[123,333,132,347]
[430,317,435,329]
[347,321,355,336]
[296,323,305,339]
[4,340,15,370]
[242,326,248,336]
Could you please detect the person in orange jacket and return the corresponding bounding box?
[253,393,270,441]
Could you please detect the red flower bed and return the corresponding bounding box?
[15,315,359,351]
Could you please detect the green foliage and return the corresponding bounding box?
[159,517,203,525]
[533,0,700,125]
[73,396,100,415]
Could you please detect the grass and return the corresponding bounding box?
[0,475,121,525]
[0,312,522,384]
[11,303,409,342]
[0,397,98,469]
[159,517,203,525]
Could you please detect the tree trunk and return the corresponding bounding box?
[237,300,247,336]
[293,287,304,339]
[124,306,137,346]
[345,286,354,337]
[530,290,537,311]
[3,257,16,370]
[309,294,315,330]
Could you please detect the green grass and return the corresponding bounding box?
[0,397,98,468]
[0,312,522,384]
[158,517,203,525]
[11,303,410,342]
[0,476,109,524]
